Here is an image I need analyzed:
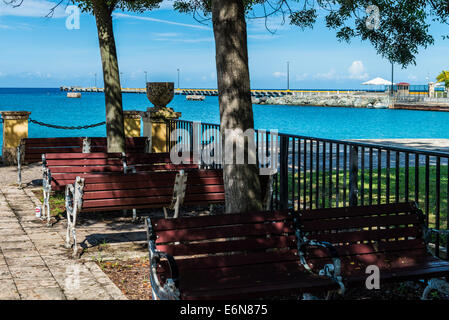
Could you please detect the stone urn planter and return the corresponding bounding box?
[145,82,181,121]
[142,82,181,153]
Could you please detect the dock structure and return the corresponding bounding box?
[61,86,381,97]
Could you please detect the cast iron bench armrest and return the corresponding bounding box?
[148,241,180,300]
[146,218,180,300]
[297,233,345,294]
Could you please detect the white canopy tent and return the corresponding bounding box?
[362,77,394,93]
[362,77,393,86]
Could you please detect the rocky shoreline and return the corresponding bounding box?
[253,94,391,108]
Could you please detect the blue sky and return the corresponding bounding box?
[0,0,448,89]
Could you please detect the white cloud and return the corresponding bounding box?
[114,12,210,30]
[0,0,66,18]
[295,73,309,81]
[348,60,369,80]
[273,71,286,78]
[154,36,214,43]
[248,34,280,40]
[152,32,180,38]
[315,69,338,80]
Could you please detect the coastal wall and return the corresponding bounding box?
[254,94,391,108]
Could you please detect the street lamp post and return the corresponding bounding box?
[177,68,180,89]
[94,73,97,88]
[287,61,290,91]
[144,71,148,84]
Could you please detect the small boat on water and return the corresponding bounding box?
[186,95,205,101]
[67,92,82,98]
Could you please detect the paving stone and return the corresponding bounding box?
[0,235,30,242]
[0,254,6,265]
[6,256,47,268]
[1,248,41,259]
[0,278,20,300]
[0,185,135,300]
[18,287,66,300]
[0,240,35,250]
[0,264,11,279]
[9,266,54,280]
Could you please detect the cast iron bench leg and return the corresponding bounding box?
[422,278,449,300]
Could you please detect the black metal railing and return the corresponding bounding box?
[166,119,449,259]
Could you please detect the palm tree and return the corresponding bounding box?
[436,70,449,91]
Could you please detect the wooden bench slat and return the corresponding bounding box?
[131,164,199,171]
[23,137,84,145]
[49,166,123,173]
[153,210,290,231]
[156,221,293,243]
[181,274,336,300]
[157,235,297,256]
[300,202,418,221]
[25,147,82,154]
[82,180,176,192]
[82,187,175,200]
[81,172,178,184]
[82,195,173,209]
[306,239,426,259]
[308,226,422,244]
[174,249,299,272]
[301,213,420,232]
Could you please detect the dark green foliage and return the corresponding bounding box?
[172,0,449,67]
[72,0,163,14]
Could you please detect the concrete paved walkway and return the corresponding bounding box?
[0,184,127,300]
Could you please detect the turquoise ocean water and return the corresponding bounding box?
[1,88,449,150]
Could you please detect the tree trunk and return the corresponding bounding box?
[211,0,263,213]
[92,0,125,153]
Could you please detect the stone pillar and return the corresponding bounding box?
[141,107,181,153]
[1,111,31,165]
[123,110,141,137]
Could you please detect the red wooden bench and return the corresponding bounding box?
[17,137,149,186]
[41,152,124,225]
[123,152,199,173]
[145,210,340,300]
[65,169,275,256]
[41,151,203,224]
[296,202,449,299]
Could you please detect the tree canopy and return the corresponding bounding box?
[72,0,162,14]
[436,70,449,89]
[172,0,449,68]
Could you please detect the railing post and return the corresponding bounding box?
[349,145,359,206]
[279,135,289,210]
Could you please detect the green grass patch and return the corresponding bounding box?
[282,165,448,229]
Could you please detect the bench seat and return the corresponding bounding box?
[65,169,275,257]
[297,202,449,299]
[147,211,338,300]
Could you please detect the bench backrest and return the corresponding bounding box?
[21,137,148,164]
[89,137,148,153]
[22,137,85,164]
[183,169,273,206]
[43,152,124,191]
[79,171,180,212]
[149,210,297,283]
[297,202,427,270]
[124,152,199,172]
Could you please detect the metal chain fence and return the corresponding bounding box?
[29,118,105,130]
